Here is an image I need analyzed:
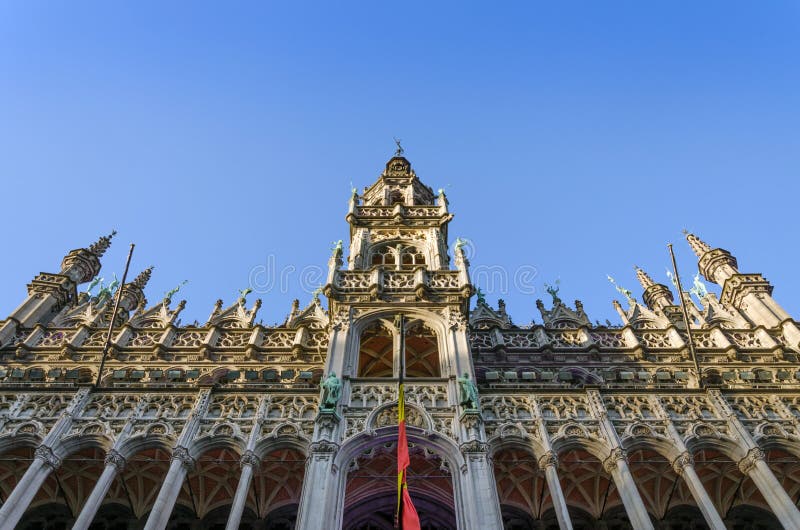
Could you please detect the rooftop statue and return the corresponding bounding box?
[689,273,709,300]
[393,137,404,156]
[238,288,252,305]
[607,275,635,304]
[476,287,486,305]
[164,280,188,304]
[545,279,561,304]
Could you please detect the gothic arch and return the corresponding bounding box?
[348,308,451,379]
[549,428,613,461]
[253,436,309,462]
[488,434,548,463]
[332,425,466,529]
[619,432,683,463]
[683,431,747,462]
[187,431,247,460]
[367,240,430,271]
[55,430,114,460]
[116,431,176,460]
[365,401,433,433]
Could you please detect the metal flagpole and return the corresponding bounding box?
[668,243,704,389]
[95,243,135,388]
[395,314,405,529]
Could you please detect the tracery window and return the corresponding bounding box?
[358,322,394,377]
[357,318,441,378]
[369,243,426,270]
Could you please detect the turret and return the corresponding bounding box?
[686,232,800,349]
[635,266,674,312]
[685,231,739,285]
[0,232,116,345]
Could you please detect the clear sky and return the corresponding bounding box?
[1,1,798,326]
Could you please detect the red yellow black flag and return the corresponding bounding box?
[396,315,421,530]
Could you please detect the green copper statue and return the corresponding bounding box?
[457,372,479,410]
[321,372,342,410]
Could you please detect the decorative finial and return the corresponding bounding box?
[88,230,117,258]
[331,240,343,257]
[684,231,712,258]
[634,266,655,289]
[132,267,154,290]
[393,137,404,156]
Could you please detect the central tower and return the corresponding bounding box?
[297,154,503,530]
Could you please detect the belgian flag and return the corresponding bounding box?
[396,316,421,530]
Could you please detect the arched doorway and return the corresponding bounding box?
[342,440,456,530]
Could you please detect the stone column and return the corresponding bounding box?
[72,449,126,530]
[142,446,195,530]
[538,452,572,530]
[671,452,726,530]
[460,441,504,530]
[225,450,259,530]
[587,390,653,530]
[707,389,800,527]
[603,448,654,530]
[296,440,340,530]
[738,447,800,529]
[0,445,61,528]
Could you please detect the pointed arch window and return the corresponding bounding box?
[357,317,441,378]
[369,243,426,270]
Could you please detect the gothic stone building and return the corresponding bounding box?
[0,155,798,530]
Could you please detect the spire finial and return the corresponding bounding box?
[88,230,117,258]
[393,137,404,156]
[684,231,712,258]
[634,265,655,289]
[132,266,154,290]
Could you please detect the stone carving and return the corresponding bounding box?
[240,449,261,468]
[171,445,195,471]
[671,452,693,476]
[737,446,765,474]
[105,449,127,472]
[35,445,62,469]
[538,451,558,469]
[602,447,626,474]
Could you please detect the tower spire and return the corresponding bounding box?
[131,266,154,290]
[684,230,711,258]
[88,230,117,258]
[634,265,655,289]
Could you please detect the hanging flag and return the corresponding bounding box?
[396,316,421,530]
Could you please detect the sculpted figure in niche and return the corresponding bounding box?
[458,372,479,410]
[321,372,342,410]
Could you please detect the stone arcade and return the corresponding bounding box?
[0,154,799,529]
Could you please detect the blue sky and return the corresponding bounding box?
[1,1,798,326]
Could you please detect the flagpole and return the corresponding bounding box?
[668,243,704,389]
[396,314,405,530]
[95,243,135,388]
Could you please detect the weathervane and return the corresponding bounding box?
[393,137,404,156]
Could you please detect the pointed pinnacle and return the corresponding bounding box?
[88,230,117,258]
[634,265,655,289]
[685,231,711,258]
[131,266,154,290]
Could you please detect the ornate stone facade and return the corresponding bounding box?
[0,154,799,529]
